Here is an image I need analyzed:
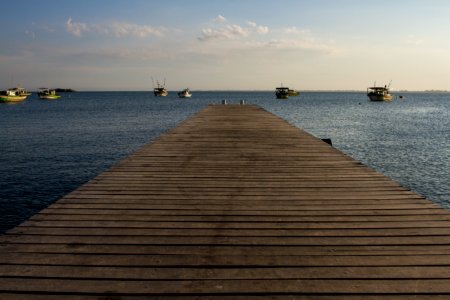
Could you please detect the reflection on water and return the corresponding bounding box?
[1,91,449,232]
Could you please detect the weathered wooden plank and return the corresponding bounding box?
[3,235,450,246]
[98,168,382,173]
[45,203,439,210]
[20,220,450,229]
[78,182,404,188]
[3,244,450,255]
[68,188,413,194]
[64,192,425,198]
[0,294,446,300]
[36,208,447,216]
[94,172,386,177]
[9,227,450,237]
[56,198,432,205]
[4,278,450,294]
[29,213,450,222]
[4,253,450,267]
[3,265,450,280]
[62,193,427,200]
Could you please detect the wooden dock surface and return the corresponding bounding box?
[1,104,450,298]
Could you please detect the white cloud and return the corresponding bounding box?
[265,38,338,54]
[199,25,249,41]
[256,25,269,35]
[248,21,269,35]
[65,18,165,38]
[108,22,165,38]
[282,26,309,35]
[213,15,227,23]
[198,21,269,41]
[66,18,89,37]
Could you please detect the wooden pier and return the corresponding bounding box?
[1,104,450,298]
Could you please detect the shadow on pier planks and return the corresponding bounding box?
[1,104,450,298]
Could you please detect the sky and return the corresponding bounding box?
[1,0,450,91]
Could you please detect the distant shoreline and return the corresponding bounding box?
[54,88,76,93]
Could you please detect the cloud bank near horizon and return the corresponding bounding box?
[65,18,166,38]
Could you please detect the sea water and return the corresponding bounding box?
[1,91,449,233]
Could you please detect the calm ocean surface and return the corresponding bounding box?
[1,91,449,233]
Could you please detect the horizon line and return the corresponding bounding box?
[42,89,450,93]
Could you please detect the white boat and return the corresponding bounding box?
[0,87,29,102]
[178,88,192,98]
[367,82,393,101]
[38,88,61,100]
[15,86,31,97]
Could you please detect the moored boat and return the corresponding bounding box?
[38,88,61,100]
[16,86,31,97]
[367,83,393,101]
[288,89,300,96]
[0,87,28,103]
[178,88,192,98]
[275,86,289,99]
[152,78,168,97]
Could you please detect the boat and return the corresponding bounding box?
[275,86,289,99]
[0,87,28,102]
[38,88,61,99]
[288,89,300,96]
[367,83,393,101]
[16,86,31,97]
[152,78,168,97]
[178,88,192,98]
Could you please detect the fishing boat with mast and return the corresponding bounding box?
[275,83,300,99]
[288,89,300,96]
[275,83,296,99]
[367,81,393,101]
[0,87,29,103]
[38,88,61,100]
[275,86,289,99]
[152,78,168,97]
[16,86,31,97]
